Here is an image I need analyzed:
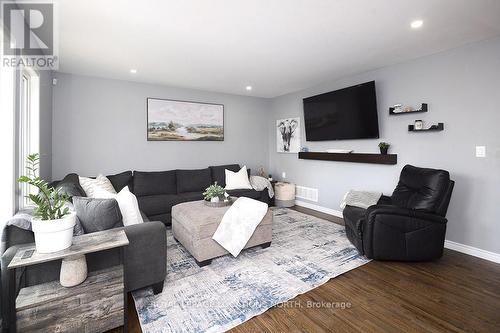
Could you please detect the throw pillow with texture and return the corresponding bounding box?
[93,186,144,226]
[225,165,253,190]
[73,197,123,233]
[79,174,117,197]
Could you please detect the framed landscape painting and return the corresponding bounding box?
[147,98,224,141]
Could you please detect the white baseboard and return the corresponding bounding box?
[294,200,500,265]
[444,240,500,264]
[294,200,343,218]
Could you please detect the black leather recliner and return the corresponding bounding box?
[343,165,454,261]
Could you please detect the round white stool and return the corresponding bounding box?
[275,182,295,208]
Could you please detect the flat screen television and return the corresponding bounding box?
[303,81,379,141]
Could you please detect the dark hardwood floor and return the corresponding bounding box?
[111,206,500,333]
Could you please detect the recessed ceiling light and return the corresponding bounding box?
[130,69,137,74]
[410,20,423,29]
[246,85,252,91]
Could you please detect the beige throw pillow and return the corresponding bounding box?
[79,174,117,197]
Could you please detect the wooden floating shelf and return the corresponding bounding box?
[298,152,397,165]
[408,122,444,132]
[389,103,428,115]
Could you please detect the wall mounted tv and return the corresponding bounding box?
[303,81,379,141]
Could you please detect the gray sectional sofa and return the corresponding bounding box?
[134,164,269,224]
[0,163,269,330]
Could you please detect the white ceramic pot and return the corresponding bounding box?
[31,212,76,253]
[210,197,220,203]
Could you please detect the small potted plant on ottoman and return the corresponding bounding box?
[378,142,390,155]
[18,153,75,253]
[203,182,230,206]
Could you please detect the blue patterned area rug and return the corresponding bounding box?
[132,208,370,333]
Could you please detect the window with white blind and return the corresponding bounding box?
[18,68,40,209]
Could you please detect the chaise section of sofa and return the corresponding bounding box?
[1,217,167,329]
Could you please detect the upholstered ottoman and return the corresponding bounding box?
[172,200,272,266]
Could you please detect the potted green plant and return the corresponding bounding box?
[378,142,390,155]
[202,182,226,203]
[18,154,76,253]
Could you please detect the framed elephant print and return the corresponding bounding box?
[276,117,300,153]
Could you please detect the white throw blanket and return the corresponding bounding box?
[249,175,274,198]
[340,190,382,209]
[212,197,268,257]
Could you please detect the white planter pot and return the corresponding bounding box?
[31,213,76,253]
[210,197,220,203]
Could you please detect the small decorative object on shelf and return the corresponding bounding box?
[268,174,273,181]
[414,120,424,130]
[378,142,390,155]
[300,147,309,152]
[392,103,403,113]
[257,166,266,178]
[408,122,444,132]
[389,103,428,115]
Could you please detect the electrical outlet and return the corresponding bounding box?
[282,171,286,179]
[476,146,486,158]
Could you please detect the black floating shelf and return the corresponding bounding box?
[408,122,444,132]
[389,103,428,115]
[298,152,397,165]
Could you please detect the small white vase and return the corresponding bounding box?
[31,212,76,253]
[60,255,87,287]
[210,197,220,203]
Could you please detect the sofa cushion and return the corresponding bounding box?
[226,188,261,200]
[177,191,204,202]
[137,194,186,216]
[107,171,133,192]
[391,165,450,213]
[73,197,123,233]
[209,164,240,187]
[133,170,177,196]
[176,168,212,193]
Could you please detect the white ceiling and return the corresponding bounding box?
[57,0,500,98]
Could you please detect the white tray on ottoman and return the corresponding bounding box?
[171,200,272,266]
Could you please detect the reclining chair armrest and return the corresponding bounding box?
[123,221,167,292]
[363,205,448,260]
[366,205,447,226]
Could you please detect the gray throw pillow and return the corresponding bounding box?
[72,197,123,233]
[55,173,87,199]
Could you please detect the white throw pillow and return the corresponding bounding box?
[225,166,253,190]
[79,174,117,197]
[92,186,144,226]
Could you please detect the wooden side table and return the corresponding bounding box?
[7,229,129,333]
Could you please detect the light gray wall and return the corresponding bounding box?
[52,73,270,179]
[268,37,500,254]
